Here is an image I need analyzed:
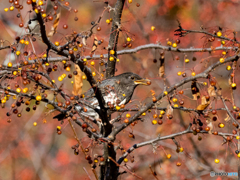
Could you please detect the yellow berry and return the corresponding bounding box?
[34,9,39,14]
[12,95,16,99]
[152,120,157,125]
[232,83,236,88]
[219,58,224,63]
[38,1,43,5]
[62,74,66,78]
[45,63,49,66]
[222,51,226,55]
[185,59,189,63]
[116,106,120,110]
[164,91,168,95]
[142,112,146,116]
[106,19,110,24]
[52,80,55,83]
[191,72,196,76]
[92,72,96,76]
[58,76,63,81]
[217,31,222,37]
[9,6,14,11]
[62,60,66,64]
[226,65,231,70]
[117,58,120,62]
[109,57,114,61]
[128,0,132,3]
[16,88,21,93]
[126,113,131,118]
[172,43,177,48]
[16,51,21,56]
[221,41,225,45]
[174,104,178,107]
[214,159,220,164]
[219,123,225,128]
[167,41,172,46]
[1,99,6,103]
[203,82,207,86]
[4,8,9,12]
[236,136,240,140]
[160,110,165,115]
[151,26,155,31]
[73,47,78,51]
[233,106,237,109]
[110,50,115,55]
[55,41,60,46]
[179,147,184,152]
[166,154,171,159]
[172,98,177,102]
[22,88,28,93]
[90,61,95,66]
[122,94,126,97]
[57,126,61,130]
[238,153,240,158]
[33,122,37,126]
[177,71,182,76]
[83,58,87,62]
[94,159,98,163]
[71,81,73,84]
[7,62,12,67]
[124,158,128,163]
[13,71,17,75]
[82,75,87,80]
[127,37,131,42]
[24,41,29,45]
[36,95,42,101]
[42,13,47,18]
[20,39,25,44]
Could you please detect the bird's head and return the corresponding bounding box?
[114,72,151,87]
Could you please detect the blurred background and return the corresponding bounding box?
[0,0,240,179]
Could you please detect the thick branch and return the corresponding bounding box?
[106,0,125,78]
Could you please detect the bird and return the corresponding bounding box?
[53,72,150,121]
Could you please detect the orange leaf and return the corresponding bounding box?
[72,64,83,96]
[48,13,60,37]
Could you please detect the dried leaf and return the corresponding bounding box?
[166,105,173,116]
[72,64,83,95]
[224,114,230,122]
[91,37,98,54]
[196,96,210,111]
[208,85,216,97]
[82,37,86,46]
[206,118,213,134]
[159,57,164,78]
[48,13,61,37]
[191,81,200,100]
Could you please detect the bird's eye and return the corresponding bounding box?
[130,76,135,80]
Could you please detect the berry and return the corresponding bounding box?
[151,26,155,31]
[36,95,42,101]
[217,31,222,37]
[214,159,220,163]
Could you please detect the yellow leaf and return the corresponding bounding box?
[196,96,210,111]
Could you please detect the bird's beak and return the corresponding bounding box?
[134,78,151,85]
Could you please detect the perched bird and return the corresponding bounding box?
[53,72,150,121]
